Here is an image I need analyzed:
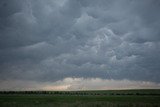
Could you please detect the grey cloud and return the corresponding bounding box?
[0,0,160,85]
[1,78,160,91]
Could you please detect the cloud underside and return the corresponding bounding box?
[1,78,160,91]
[0,0,160,90]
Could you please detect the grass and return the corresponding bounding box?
[0,89,160,107]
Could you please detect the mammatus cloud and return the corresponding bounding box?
[0,0,160,90]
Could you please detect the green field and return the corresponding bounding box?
[0,89,160,107]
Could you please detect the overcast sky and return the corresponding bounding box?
[0,0,160,90]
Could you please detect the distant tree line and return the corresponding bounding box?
[0,91,160,96]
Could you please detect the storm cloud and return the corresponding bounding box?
[0,0,160,90]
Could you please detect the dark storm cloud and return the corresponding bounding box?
[0,0,160,83]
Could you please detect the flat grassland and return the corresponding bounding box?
[0,89,160,107]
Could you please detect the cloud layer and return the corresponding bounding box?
[0,0,160,89]
[1,78,160,91]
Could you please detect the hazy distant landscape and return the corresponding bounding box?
[0,89,160,107]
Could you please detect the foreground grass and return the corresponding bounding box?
[0,89,160,107]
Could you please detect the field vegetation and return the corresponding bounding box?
[0,89,160,107]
